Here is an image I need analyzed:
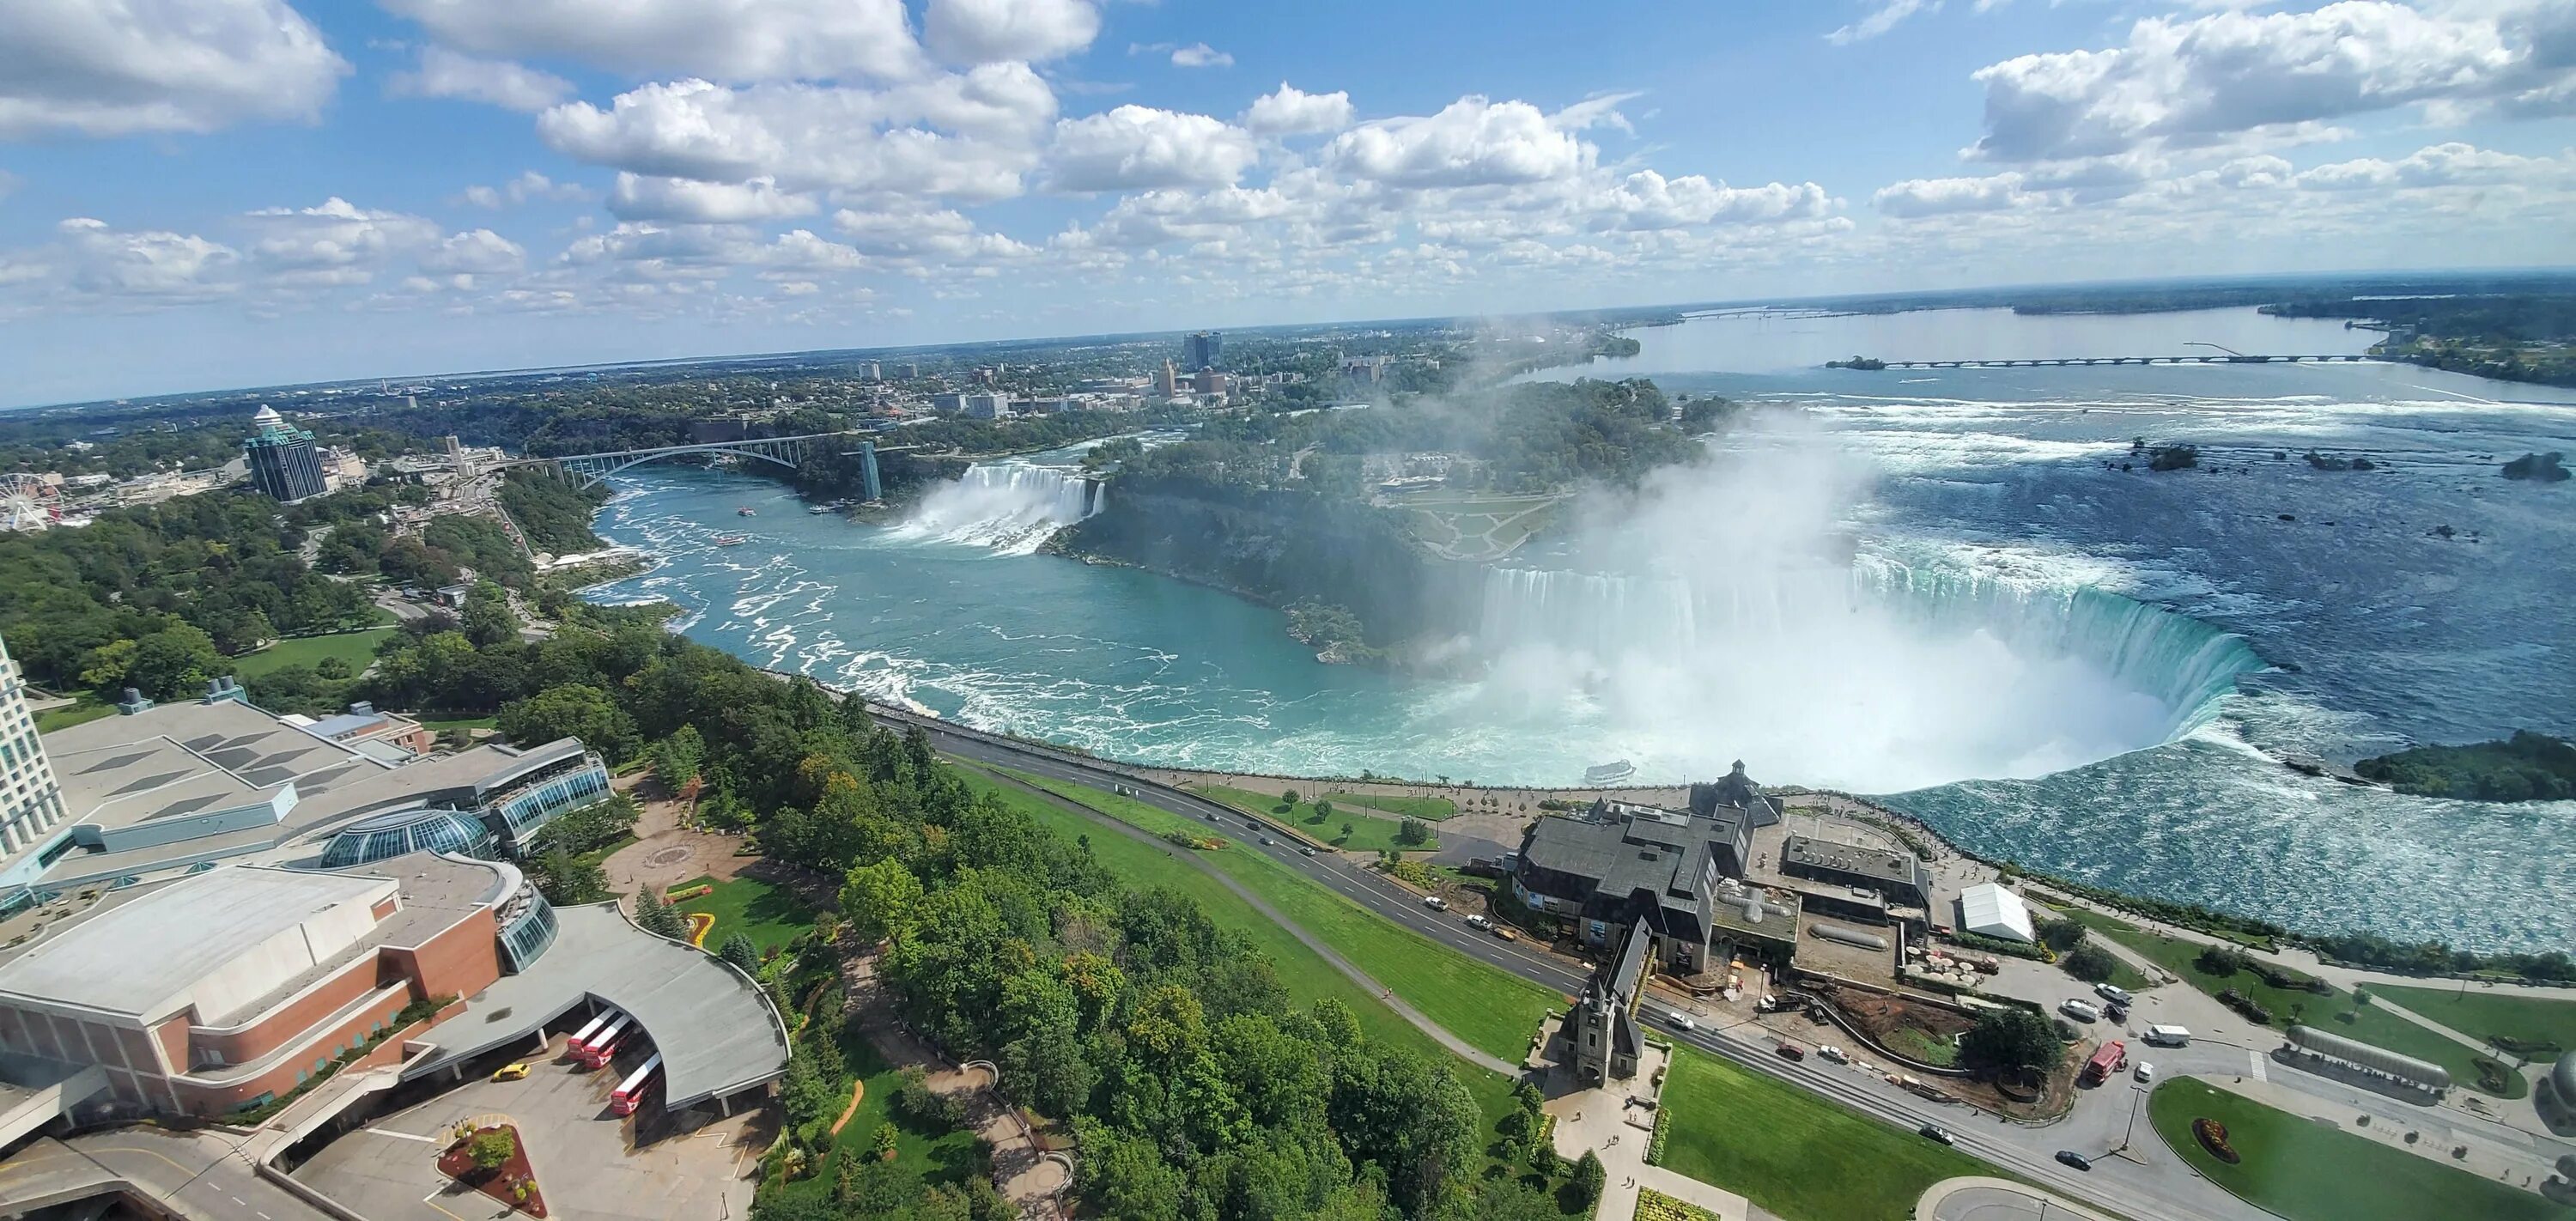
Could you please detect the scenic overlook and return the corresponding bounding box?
[0,3,2571,1221]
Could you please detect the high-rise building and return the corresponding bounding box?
[0,635,65,854]
[1186,331,1222,372]
[241,406,327,502]
[1155,360,1180,398]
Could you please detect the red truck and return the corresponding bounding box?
[2081,1039,2126,1085]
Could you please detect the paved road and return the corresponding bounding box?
[880,708,2269,1221]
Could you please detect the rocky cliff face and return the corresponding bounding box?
[1048,477,1479,651]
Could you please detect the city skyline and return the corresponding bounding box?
[3,0,2575,406]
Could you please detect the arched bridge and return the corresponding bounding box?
[500,431,893,497]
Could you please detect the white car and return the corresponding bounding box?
[2095,982,2133,1005]
[1667,1013,1697,1032]
[1817,1046,1848,1064]
[1464,914,1491,930]
[1421,895,1449,911]
[2133,1060,2155,1084]
[2060,999,2101,1022]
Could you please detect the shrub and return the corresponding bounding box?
[468,1129,516,1173]
[2061,943,2118,983]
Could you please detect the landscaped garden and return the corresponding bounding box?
[232,626,398,680]
[2367,984,2576,1064]
[1635,1188,1722,1221]
[436,1122,546,1218]
[2148,1077,2561,1221]
[1190,782,1442,853]
[668,874,816,958]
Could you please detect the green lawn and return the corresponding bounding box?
[1003,768,1558,1063]
[231,627,397,679]
[955,768,1556,1204]
[2083,920,2525,1098]
[2368,985,2576,1060]
[671,874,815,957]
[1317,791,1458,822]
[33,700,113,733]
[1658,1047,1990,1221]
[2148,1077,2559,1221]
[1191,782,1438,853]
[416,715,498,732]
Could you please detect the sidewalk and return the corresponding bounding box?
[1917,1175,2116,1221]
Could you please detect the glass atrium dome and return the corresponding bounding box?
[318,806,497,869]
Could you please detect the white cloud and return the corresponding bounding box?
[610,173,819,222]
[538,66,1057,203]
[1828,0,1935,46]
[922,0,1099,65]
[461,171,591,208]
[419,228,526,274]
[388,46,574,112]
[0,0,346,138]
[1968,2,2574,163]
[1593,171,1834,229]
[53,217,240,301]
[241,197,443,282]
[382,0,924,82]
[833,207,1036,262]
[1170,43,1234,70]
[1242,83,1353,137]
[1872,172,2028,217]
[1047,106,1260,191]
[1327,96,1590,189]
[2297,141,2570,191]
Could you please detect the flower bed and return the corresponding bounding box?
[2193,1117,2241,1164]
[436,1124,547,1218]
[1635,1187,1722,1221]
[685,911,716,946]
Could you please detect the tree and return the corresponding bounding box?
[870,1121,900,1162]
[1572,1150,1607,1206]
[840,858,925,944]
[635,890,690,940]
[461,582,520,647]
[314,654,355,680]
[1959,1006,2058,1081]
[1340,822,1354,841]
[720,932,761,973]
[1280,788,1299,807]
[653,724,707,787]
[2061,943,2118,984]
[1394,817,1431,847]
[2034,916,2087,953]
[467,1129,516,1174]
[529,848,609,906]
[497,683,638,762]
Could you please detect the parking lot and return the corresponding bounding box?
[293,1036,763,1221]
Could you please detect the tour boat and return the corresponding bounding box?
[736,506,756,517]
[1583,760,1637,785]
[713,534,747,546]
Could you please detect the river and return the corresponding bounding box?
[585,306,2576,951]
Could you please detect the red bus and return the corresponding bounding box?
[2082,1040,2126,1084]
[566,1011,614,1055]
[611,1052,663,1116]
[578,1014,632,1068]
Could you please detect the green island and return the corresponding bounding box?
[2353,731,2576,802]
[1188,781,1445,853]
[2148,1078,2561,1221]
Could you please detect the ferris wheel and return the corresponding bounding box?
[0,474,59,532]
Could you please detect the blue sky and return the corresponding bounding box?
[3,0,2573,406]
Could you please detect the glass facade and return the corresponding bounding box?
[318,809,497,869]
[489,756,611,846]
[497,885,558,972]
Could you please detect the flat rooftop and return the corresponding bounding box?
[1782,834,1918,888]
[28,699,556,886]
[406,904,789,1109]
[0,853,511,1025]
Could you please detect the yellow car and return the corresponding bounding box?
[489,1063,531,1082]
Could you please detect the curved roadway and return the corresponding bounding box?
[877,705,2263,1221]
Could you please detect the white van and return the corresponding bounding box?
[2059,998,2101,1023]
[2142,1024,2192,1047]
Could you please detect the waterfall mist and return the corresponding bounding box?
[1467,426,2260,792]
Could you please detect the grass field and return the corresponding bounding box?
[2081,918,2525,1097]
[33,700,112,732]
[1316,790,1456,821]
[417,715,498,732]
[2367,985,2576,1058]
[1000,767,1559,1062]
[232,627,398,679]
[955,768,1569,1209]
[1192,782,1438,853]
[1657,1047,1990,1221]
[762,1013,981,1206]
[671,874,815,957]
[2148,1077,2560,1221]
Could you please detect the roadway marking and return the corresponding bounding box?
[361,1128,439,1143]
[2249,1049,2266,1082]
[422,1185,472,1220]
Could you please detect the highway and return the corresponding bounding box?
[881,707,2268,1221]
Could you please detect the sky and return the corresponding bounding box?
[2,0,2573,407]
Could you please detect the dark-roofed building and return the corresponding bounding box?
[1570,917,1653,1084]
[1511,762,1781,974]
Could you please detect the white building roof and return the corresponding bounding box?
[1957,881,2036,943]
[0,866,392,1022]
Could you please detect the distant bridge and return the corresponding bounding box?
[500,431,901,498]
[1863,354,2380,369]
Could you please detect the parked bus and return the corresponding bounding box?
[566,1011,615,1056]
[611,1053,663,1116]
[2081,1040,2126,1085]
[578,1014,633,1068]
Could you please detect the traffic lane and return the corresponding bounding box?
[916,723,2258,1221]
